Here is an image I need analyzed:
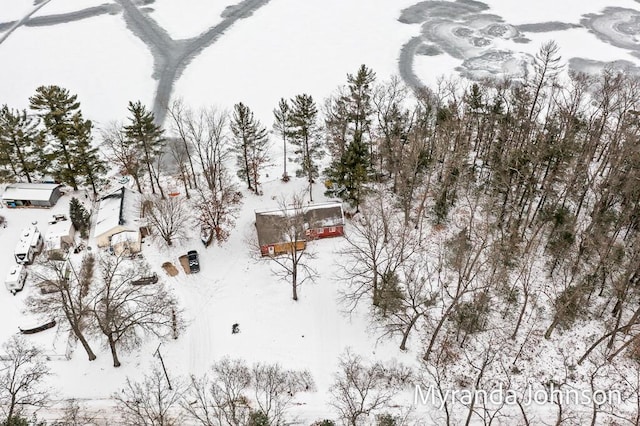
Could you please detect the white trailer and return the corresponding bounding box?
[5,264,27,295]
[14,226,43,264]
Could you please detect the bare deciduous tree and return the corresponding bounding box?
[92,254,182,367]
[257,193,318,301]
[182,358,314,426]
[101,121,144,193]
[144,195,191,247]
[27,256,97,361]
[0,336,51,424]
[182,358,252,426]
[166,136,192,199]
[195,171,242,246]
[51,398,98,426]
[375,254,437,351]
[337,191,418,310]
[329,350,412,426]
[251,362,315,424]
[115,368,183,426]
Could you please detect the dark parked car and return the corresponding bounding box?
[187,250,200,273]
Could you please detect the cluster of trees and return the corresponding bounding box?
[27,253,181,368]
[7,39,640,422]
[0,87,105,193]
[328,42,640,424]
[0,340,412,426]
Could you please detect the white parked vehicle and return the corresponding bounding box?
[14,226,43,264]
[5,264,27,295]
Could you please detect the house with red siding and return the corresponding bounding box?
[255,202,344,256]
[302,202,345,240]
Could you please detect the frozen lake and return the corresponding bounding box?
[1,0,639,126]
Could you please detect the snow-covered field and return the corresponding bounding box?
[2,0,640,423]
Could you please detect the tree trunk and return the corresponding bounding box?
[292,265,298,301]
[283,135,287,178]
[424,303,456,361]
[7,394,16,424]
[511,290,529,339]
[72,323,97,361]
[400,314,420,350]
[108,334,121,367]
[544,316,560,339]
[243,140,252,191]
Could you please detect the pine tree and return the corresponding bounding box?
[69,197,91,238]
[69,113,105,196]
[0,105,41,182]
[324,65,376,208]
[29,86,83,189]
[325,136,370,211]
[272,98,291,181]
[346,64,376,157]
[289,94,323,201]
[124,101,165,197]
[231,102,270,193]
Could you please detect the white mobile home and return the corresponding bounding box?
[14,226,44,264]
[94,187,142,253]
[5,264,27,294]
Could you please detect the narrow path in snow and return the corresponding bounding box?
[0,0,53,45]
[115,0,273,125]
[0,0,273,126]
[398,36,426,91]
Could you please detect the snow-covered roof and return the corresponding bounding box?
[5,264,24,282]
[44,220,75,242]
[254,202,343,246]
[2,182,61,201]
[254,212,304,246]
[94,187,141,239]
[15,226,41,255]
[304,202,344,228]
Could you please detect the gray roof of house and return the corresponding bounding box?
[254,202,343,246]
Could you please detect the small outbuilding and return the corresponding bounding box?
[44,219,76,259]
[2,183,63,208]
[94,187,142,254]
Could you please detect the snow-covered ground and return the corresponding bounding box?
[2,0,640,423]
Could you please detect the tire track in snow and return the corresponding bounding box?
[114,0,273,125]
[398,36,427,92]
[0,0,53,45]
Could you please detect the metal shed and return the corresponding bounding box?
[2,183,63,208]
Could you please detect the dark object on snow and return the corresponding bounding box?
[131,273,159,286]
[232,323,240,334]
[19,319,56,334]
[188,250,200,273]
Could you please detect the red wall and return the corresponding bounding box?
[306,225,344,240]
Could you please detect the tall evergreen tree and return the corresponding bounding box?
[289,94,323,201]
[69,113,106,195]
[325,135,370,212]
[0,105,41,182]
[124,101,165,197]
[346,64,376,157]
[272,98,291,181]
[324,65,376,208]
[231,102,270,193]
[29,85,83,189]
